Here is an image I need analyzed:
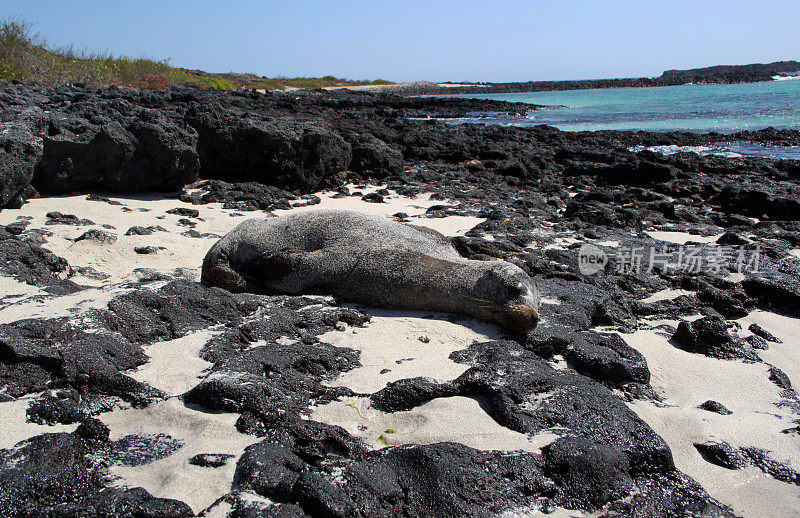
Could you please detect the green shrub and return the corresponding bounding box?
[0,60,15,81]
[195,76,237,90]
[250,79,286,90]
[286,77,331,89]
[0,17,391,91]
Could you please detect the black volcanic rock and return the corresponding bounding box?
[33,111,200,194]
[179,180,295,211]
[563,332,651,386]
[0,229,80,294]
[672,316,758,361]
[742,272,800,318]
[45,211,94,226]
[189,453,235,468]
[0,432,192,517]
[694,441,748,470]
[348,133,403,177]
[0,116,43,209]
[166,207,200,218]
[698,400,733,415]
[125,225,167,235]
[542,437,633,508]
[75,228,117,244]
[748,322,782,343]
[186,108,351,192]
[2,82,791,516]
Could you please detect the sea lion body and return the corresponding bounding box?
[201,209,540,330]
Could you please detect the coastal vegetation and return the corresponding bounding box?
[0,17,392,90]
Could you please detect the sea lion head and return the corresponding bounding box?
[474,261,541,331]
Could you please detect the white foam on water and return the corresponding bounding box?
[630,144,744,158]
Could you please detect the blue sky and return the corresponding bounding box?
[3,1,799,82]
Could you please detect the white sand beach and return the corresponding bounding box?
[2,185,799,517]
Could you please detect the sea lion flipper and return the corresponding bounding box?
[204,261,248,293]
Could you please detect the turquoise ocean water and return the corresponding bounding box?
[441,78,800,158]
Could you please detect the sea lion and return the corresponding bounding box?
[201,209,540,331]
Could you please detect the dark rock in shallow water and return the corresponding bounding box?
[672,316,759,361]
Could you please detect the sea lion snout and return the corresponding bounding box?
[505,286,541,331]
[477,263,541,331]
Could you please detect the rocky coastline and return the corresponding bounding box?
[1,83,800,516]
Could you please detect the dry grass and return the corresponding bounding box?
[0,17,393,90]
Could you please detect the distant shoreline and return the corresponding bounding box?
[325,61,800,97]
